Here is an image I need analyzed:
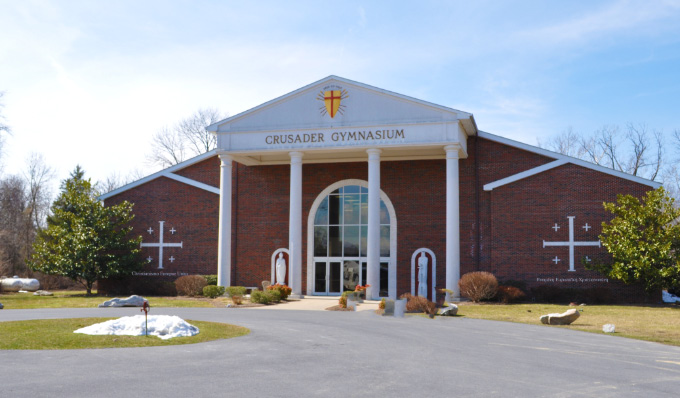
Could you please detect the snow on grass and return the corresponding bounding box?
[74,315,199,340]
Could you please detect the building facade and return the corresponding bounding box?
[101,76,659,302]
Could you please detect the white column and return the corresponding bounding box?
[217,154,233,287]
[444,145,461,301]
[289,151,303,297]
[366,148,382,300]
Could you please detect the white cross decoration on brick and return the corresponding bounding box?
[147,227,154,234]
[170,227,176,234]
[583,223,591,231]
[169,256,176,263]
[140,221,183,269]
[543,216,601,272]
[552,223,560,232]
[584,256,591,263]
[552,256,560,264]
[146,256,153,263]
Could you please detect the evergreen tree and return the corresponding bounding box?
[30,167,143,295]
[587,187,680,294]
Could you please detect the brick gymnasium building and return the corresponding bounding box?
[101,76,660,302]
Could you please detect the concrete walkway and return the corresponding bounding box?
[248,295,380,312]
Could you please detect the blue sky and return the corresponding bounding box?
[1,0,679,186]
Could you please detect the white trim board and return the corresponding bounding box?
[478,131,662,189]
[99,150,219,201]
[484,160,568,191]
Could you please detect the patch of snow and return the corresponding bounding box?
[74,315,199,340]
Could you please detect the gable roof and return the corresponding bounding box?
[478,131,662,189]
[98,150,219,201]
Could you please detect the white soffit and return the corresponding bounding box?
[479,131,662,189]
[98,150,219,201]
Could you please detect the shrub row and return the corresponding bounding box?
[250,289,281,304]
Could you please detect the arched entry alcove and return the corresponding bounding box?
[306,179,397,298]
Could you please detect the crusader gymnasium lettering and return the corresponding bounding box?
[265,129,405,145]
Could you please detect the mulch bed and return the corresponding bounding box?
[325,305,354,311]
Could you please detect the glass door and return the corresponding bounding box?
[314,260,342,295]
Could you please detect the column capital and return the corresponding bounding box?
[444,144,462,159]
[366,148,382,161]
[289,151,304,163]
[218,152,233,164]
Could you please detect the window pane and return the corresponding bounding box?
[344,226,360,256]
[314,197,328,225]
[314,262,326,293]
[329,262,342,293]
[380,201,390,224]
[329,226,342,256]
[361,262,367,286]
[360,186,368,193]
[314,226,328,256]
[380,226,390,256]
[344,185,360,194]
[360,194,368,224]
[380,262,389,297]
[344,194,360,224]
[329,195,342,225]
[360,226,367,256]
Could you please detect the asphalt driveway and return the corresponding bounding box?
[1,307,679,397]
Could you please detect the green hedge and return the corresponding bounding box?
[203,285,226,298]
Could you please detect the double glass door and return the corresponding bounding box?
[313,258,388,296]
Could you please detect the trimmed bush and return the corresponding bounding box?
[496,285,526,304]
[267,284,292,300]
[203,275,218,286]
[400,293,437,316]
[175,275,208,296]
[250,289,270,304]
[339,291,355,308]
[459,271,498,302]
[379,298,386,310]
[231,294,243,305]
[203,285,226,298]
[225,286,247,298]
[268,289,282,303]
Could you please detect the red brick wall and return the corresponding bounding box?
[102,137,656,302]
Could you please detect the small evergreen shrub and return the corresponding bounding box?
[496,285,526,304]
[203,275,218,286]
[225,286,247,298]
[268,289,282,303]
[379,298,386,310]
[203,285,226,298]
[339,291,355,308]
[267,284,292,300]
[175,275,207,297]
[458,271,498,302]
[250,289,271,304]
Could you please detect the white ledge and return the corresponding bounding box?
[484,160,568,191]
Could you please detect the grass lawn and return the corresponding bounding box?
[0,290,231,309]
[0,318,249,350]
[456,303,680,347]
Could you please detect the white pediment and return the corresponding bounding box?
[209,76,475,134]
[209,76,477,165]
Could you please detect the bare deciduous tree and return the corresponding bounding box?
[24,153,55,231]
[146,108,226,168]
[0,176,29,276]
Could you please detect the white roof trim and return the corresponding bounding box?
[207,75,475,132]
[99,150,219,201]
[164,172,220,194]
[484,160,568,191]
[477,131,662,189]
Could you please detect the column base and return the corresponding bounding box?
[287,294,304,300]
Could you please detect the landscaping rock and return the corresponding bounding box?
[382,299,395,316]
[603,324,616,333]
[440,304,458,316]
[662,290,680,303]
[540,309,580,325]
[99,295,148,308]
[0,302,3,309]
[33,290,53,296]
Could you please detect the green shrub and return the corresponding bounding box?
[268,289,282,303]
[339,291,355,308]
[458,271,498,302]
[267,284,292,300]
[175,275,208,297]
[203,285,226,298]
[203,275,218,286]
[379,298,386,310]
[250,289,270,304]
[225,286,247,298]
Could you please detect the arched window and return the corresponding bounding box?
[311,184,391,295]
